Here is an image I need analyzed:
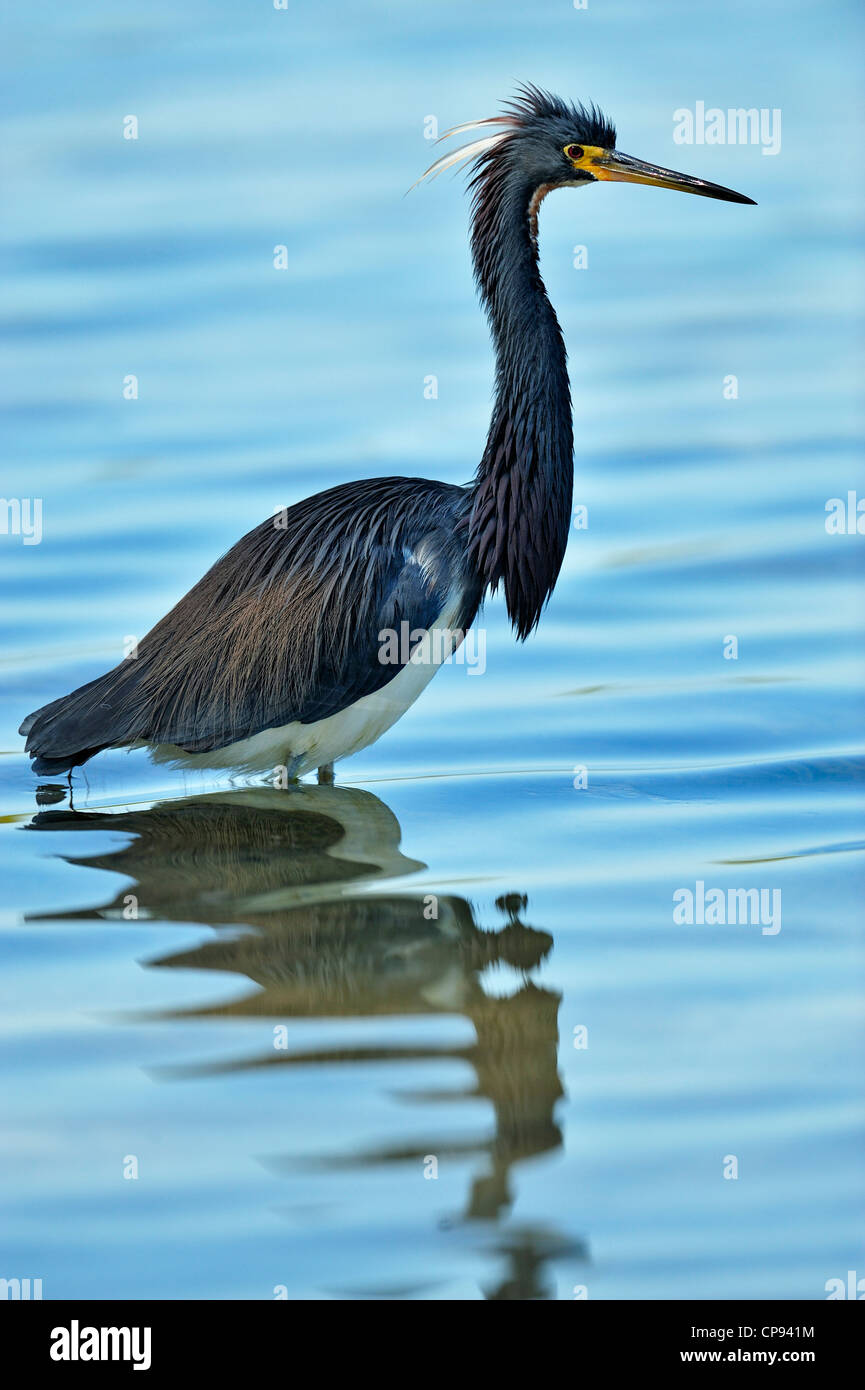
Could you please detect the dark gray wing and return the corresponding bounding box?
[21,477,478,768]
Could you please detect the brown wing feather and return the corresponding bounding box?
[21,477,478,770]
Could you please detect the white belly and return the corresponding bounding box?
[148,598,465,777]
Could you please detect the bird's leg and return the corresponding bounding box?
[317,762,334,785]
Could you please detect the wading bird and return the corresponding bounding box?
[21,86,754,784]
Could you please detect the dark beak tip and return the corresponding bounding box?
[705,183,756,206]
[710,187,756,206]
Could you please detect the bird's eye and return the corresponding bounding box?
[564,144,584,162]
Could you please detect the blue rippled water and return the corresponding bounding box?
[1,0,863,1299]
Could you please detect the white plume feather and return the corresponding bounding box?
[409,129,511,193]
[435,116,512,143]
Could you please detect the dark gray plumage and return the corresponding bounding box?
[22,478,478,774]
[20,85,754,780]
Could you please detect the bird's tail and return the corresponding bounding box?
[19,662,149,776]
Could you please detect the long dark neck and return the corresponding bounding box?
[468,164,574,639]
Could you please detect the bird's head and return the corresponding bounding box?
[415,84,755,211]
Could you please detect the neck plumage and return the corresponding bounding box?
[468,163,574,639]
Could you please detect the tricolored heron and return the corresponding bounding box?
[20,86,754,785]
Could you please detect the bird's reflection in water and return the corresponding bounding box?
[27,785,586,1298]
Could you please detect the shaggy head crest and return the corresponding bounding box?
[411,84,616,191]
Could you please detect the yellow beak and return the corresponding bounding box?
[574,145,756,205]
